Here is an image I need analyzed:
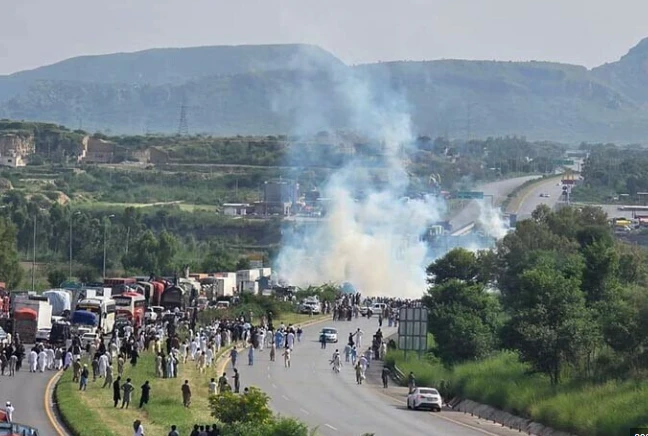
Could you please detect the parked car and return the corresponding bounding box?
[319,327,338,343]
[370,303,387,315]
[407,387,443,411]
[300,300,321,314]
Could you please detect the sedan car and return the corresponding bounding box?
[319,327,338,343]
[407,387,443,411]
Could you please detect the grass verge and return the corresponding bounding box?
[386,350,648,436]
[55,313,326,435]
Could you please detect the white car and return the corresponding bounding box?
[35,328,51,342]
[371,303,387,315]
[319,327,338,343]
[81,332,98,348]
[407,387,443,411]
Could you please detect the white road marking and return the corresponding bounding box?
[267,373,271,379]
[282,395,290,401]
[324,424,338,431]
[272,383,278,389]
[299,408,310,415]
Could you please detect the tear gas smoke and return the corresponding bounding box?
[272,66,500,298]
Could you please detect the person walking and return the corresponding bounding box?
[233,368,240,393]
[217,373,228,394]
[113,376,122,407]
[182,380,192,407]
[270,341,276,362]
[79,364,89,391]
[139,380,151,408]
[282,348,291,368]
[121,378,135,408]
[133,419,144,436]
[247,346,254,366]
[168,425,180,436]
[103,363,114,388]
[381,365,390,388]
[408,371,416,393]
[4,402,14,422]
[208,378,217,396]
[229,347,238,368]
[355,362,363,385]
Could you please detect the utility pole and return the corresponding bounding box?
[31,214,36,292]
[103,215,115,280]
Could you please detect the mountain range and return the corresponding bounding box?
[2,41,648,143]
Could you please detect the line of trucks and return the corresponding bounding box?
[0,268,273,345]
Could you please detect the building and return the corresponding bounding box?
[78,137,124,163]
[222,203,250,216]
[0,152,26,167]
[262,179,299,216]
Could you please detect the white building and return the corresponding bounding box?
[213,273,237,298]
[222,203,250,216]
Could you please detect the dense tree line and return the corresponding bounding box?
[424,204,647,383]
[576,144,648,201]
[0,191,278,288]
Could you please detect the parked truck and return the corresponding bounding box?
[13,301,52,343]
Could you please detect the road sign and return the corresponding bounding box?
[456,191,484,200]
[553,159,575,166]
[398,306,429,353]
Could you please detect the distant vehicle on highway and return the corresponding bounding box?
[319,327,338,343]
[407,387,443,411]
[539,193,551,198]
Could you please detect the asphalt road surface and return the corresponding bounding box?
[231,317,523,436]
[449,175,541,229]
[514,177,565,219]
[0,353,59,435]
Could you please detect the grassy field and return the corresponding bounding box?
[56,313,327,435]
[386,350,648,436]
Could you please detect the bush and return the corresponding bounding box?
[209,387,273,425]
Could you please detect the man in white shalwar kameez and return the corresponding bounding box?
[46,346,55,370]
[29,350,38,372]
[205,346,214,367]
[98,353,109,378]
[38,349,47,372]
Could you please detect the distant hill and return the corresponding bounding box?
[2,40,648,142]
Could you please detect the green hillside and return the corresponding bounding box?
[2,40,648,142]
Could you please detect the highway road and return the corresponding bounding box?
[0,359,60,435]
[449,175,541,229]
[231,317,524,436]
[513,177,565,219]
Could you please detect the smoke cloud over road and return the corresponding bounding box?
[273,67,447,298]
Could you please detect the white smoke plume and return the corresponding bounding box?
[477,201,509,240]
[273,67,447,298]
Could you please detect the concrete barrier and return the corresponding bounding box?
[451,398,575,436]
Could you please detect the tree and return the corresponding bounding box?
[423,279,502,364]
[0,218,23,289]
[236,257,251,271]
[202,242,237,273]
[426,248,480,285]
[210,387,273,425]
[47,268,67,288]
[506,262,596,384]
[122,230,159,273]
[157,230,179,274]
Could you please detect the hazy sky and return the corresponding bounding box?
[1,0,647,75]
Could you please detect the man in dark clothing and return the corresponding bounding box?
[190,424,200,436]
[112,376,122,407]
[181,380,191,407]
[139,380,151,408]
[168,425,180,436]
[381,366,390,388]
[233,368,240,394]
